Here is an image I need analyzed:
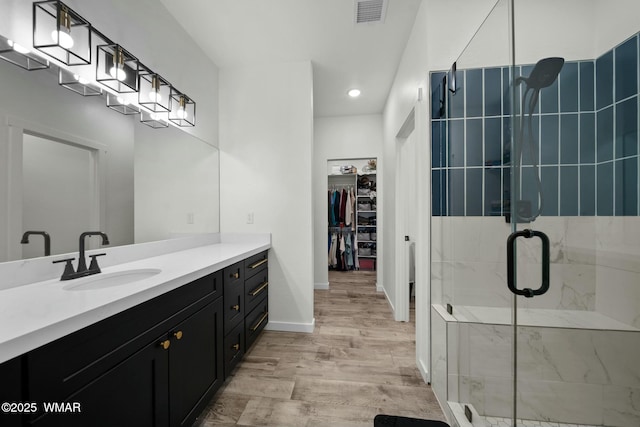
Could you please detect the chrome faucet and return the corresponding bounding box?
[52,231,109,281]
[20,231,51,256]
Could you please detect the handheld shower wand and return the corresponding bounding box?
[514,57,564,222]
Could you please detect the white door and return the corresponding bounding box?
[399,129,418,321]
[22,134,93,258]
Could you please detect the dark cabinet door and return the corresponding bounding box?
[169,297,224,427]
[0,356,24,427]
[30,336,169,427]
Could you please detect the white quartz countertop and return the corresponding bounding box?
[0,237,270,364]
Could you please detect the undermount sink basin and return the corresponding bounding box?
[62,269,162,291]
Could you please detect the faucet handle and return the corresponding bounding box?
[53,258,76,280]
[88,253,106,273]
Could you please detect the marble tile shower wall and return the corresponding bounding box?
[430,33,640,322]
[448,322,640,426]
[430,33,639,218]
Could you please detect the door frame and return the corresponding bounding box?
[4,115,106,260]
[394,90,431,383]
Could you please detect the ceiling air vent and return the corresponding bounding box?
[354,0,387,24]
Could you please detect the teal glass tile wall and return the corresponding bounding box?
[430,32,640,217]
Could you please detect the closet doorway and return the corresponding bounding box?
[327,158,378,278]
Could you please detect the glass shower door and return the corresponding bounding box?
[508,1,640,426]
[429,0,519,425]
[430,1,640,426]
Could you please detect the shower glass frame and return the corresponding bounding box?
[430,1,640,426]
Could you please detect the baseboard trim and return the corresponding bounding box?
[314,282,329,290]
[376,282,383,292]
[383,285,395,313]
[417,357,430,384]
[264,318,315,333]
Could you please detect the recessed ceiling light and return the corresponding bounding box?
[348,89,361,98]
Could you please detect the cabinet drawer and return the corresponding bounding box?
[224,321,244,377]
[244,251,268,279]
[223,261,244,290]
[27,271,222,403]
[224,281,244,335]
[245,297,268,351]
[244,268,268,314]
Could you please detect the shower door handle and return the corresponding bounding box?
[507,229,550,298]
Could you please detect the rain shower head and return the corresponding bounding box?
[520,57,565,90]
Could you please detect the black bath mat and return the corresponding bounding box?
[373,415,449,427]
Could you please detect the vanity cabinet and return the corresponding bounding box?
[0,250,268,427]
[243,251,269,351]
[0,356,24,427]
[223,251,269,375]
[223,261,245,375]
[26,270,224,427]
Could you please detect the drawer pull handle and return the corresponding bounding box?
[249,258,268,269]
[232,304,240,311]
[159,339,171,350]
[230,272,239,280]
[232,343,240,351]
[249,281,269,296]
[250,311,269,331]
[173,330,183,340]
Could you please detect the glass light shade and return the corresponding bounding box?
[138,66,170,113]
[33,1,91,66]
[168,87,196,127]
[96,44,138,93]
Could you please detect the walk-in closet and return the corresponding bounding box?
[327,158,378,272]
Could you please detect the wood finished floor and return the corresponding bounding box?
[195,270,445,427]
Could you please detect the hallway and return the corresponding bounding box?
[198,271,445,426]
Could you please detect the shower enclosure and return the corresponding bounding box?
[430,1,640,426]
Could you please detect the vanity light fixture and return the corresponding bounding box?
[0,34,49,70]
[168,88,196,127]
[106,93,140,115]
[33,1,91,66]
[140,109,169,129]
[96,44,138,93]
[138,65,170,113]
[58,67,102,96]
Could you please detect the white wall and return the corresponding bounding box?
[442,0,640,72]
[381,0,499,410]
[219,61,315,332]
[134,125,220,243]
[314,115,383,289]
